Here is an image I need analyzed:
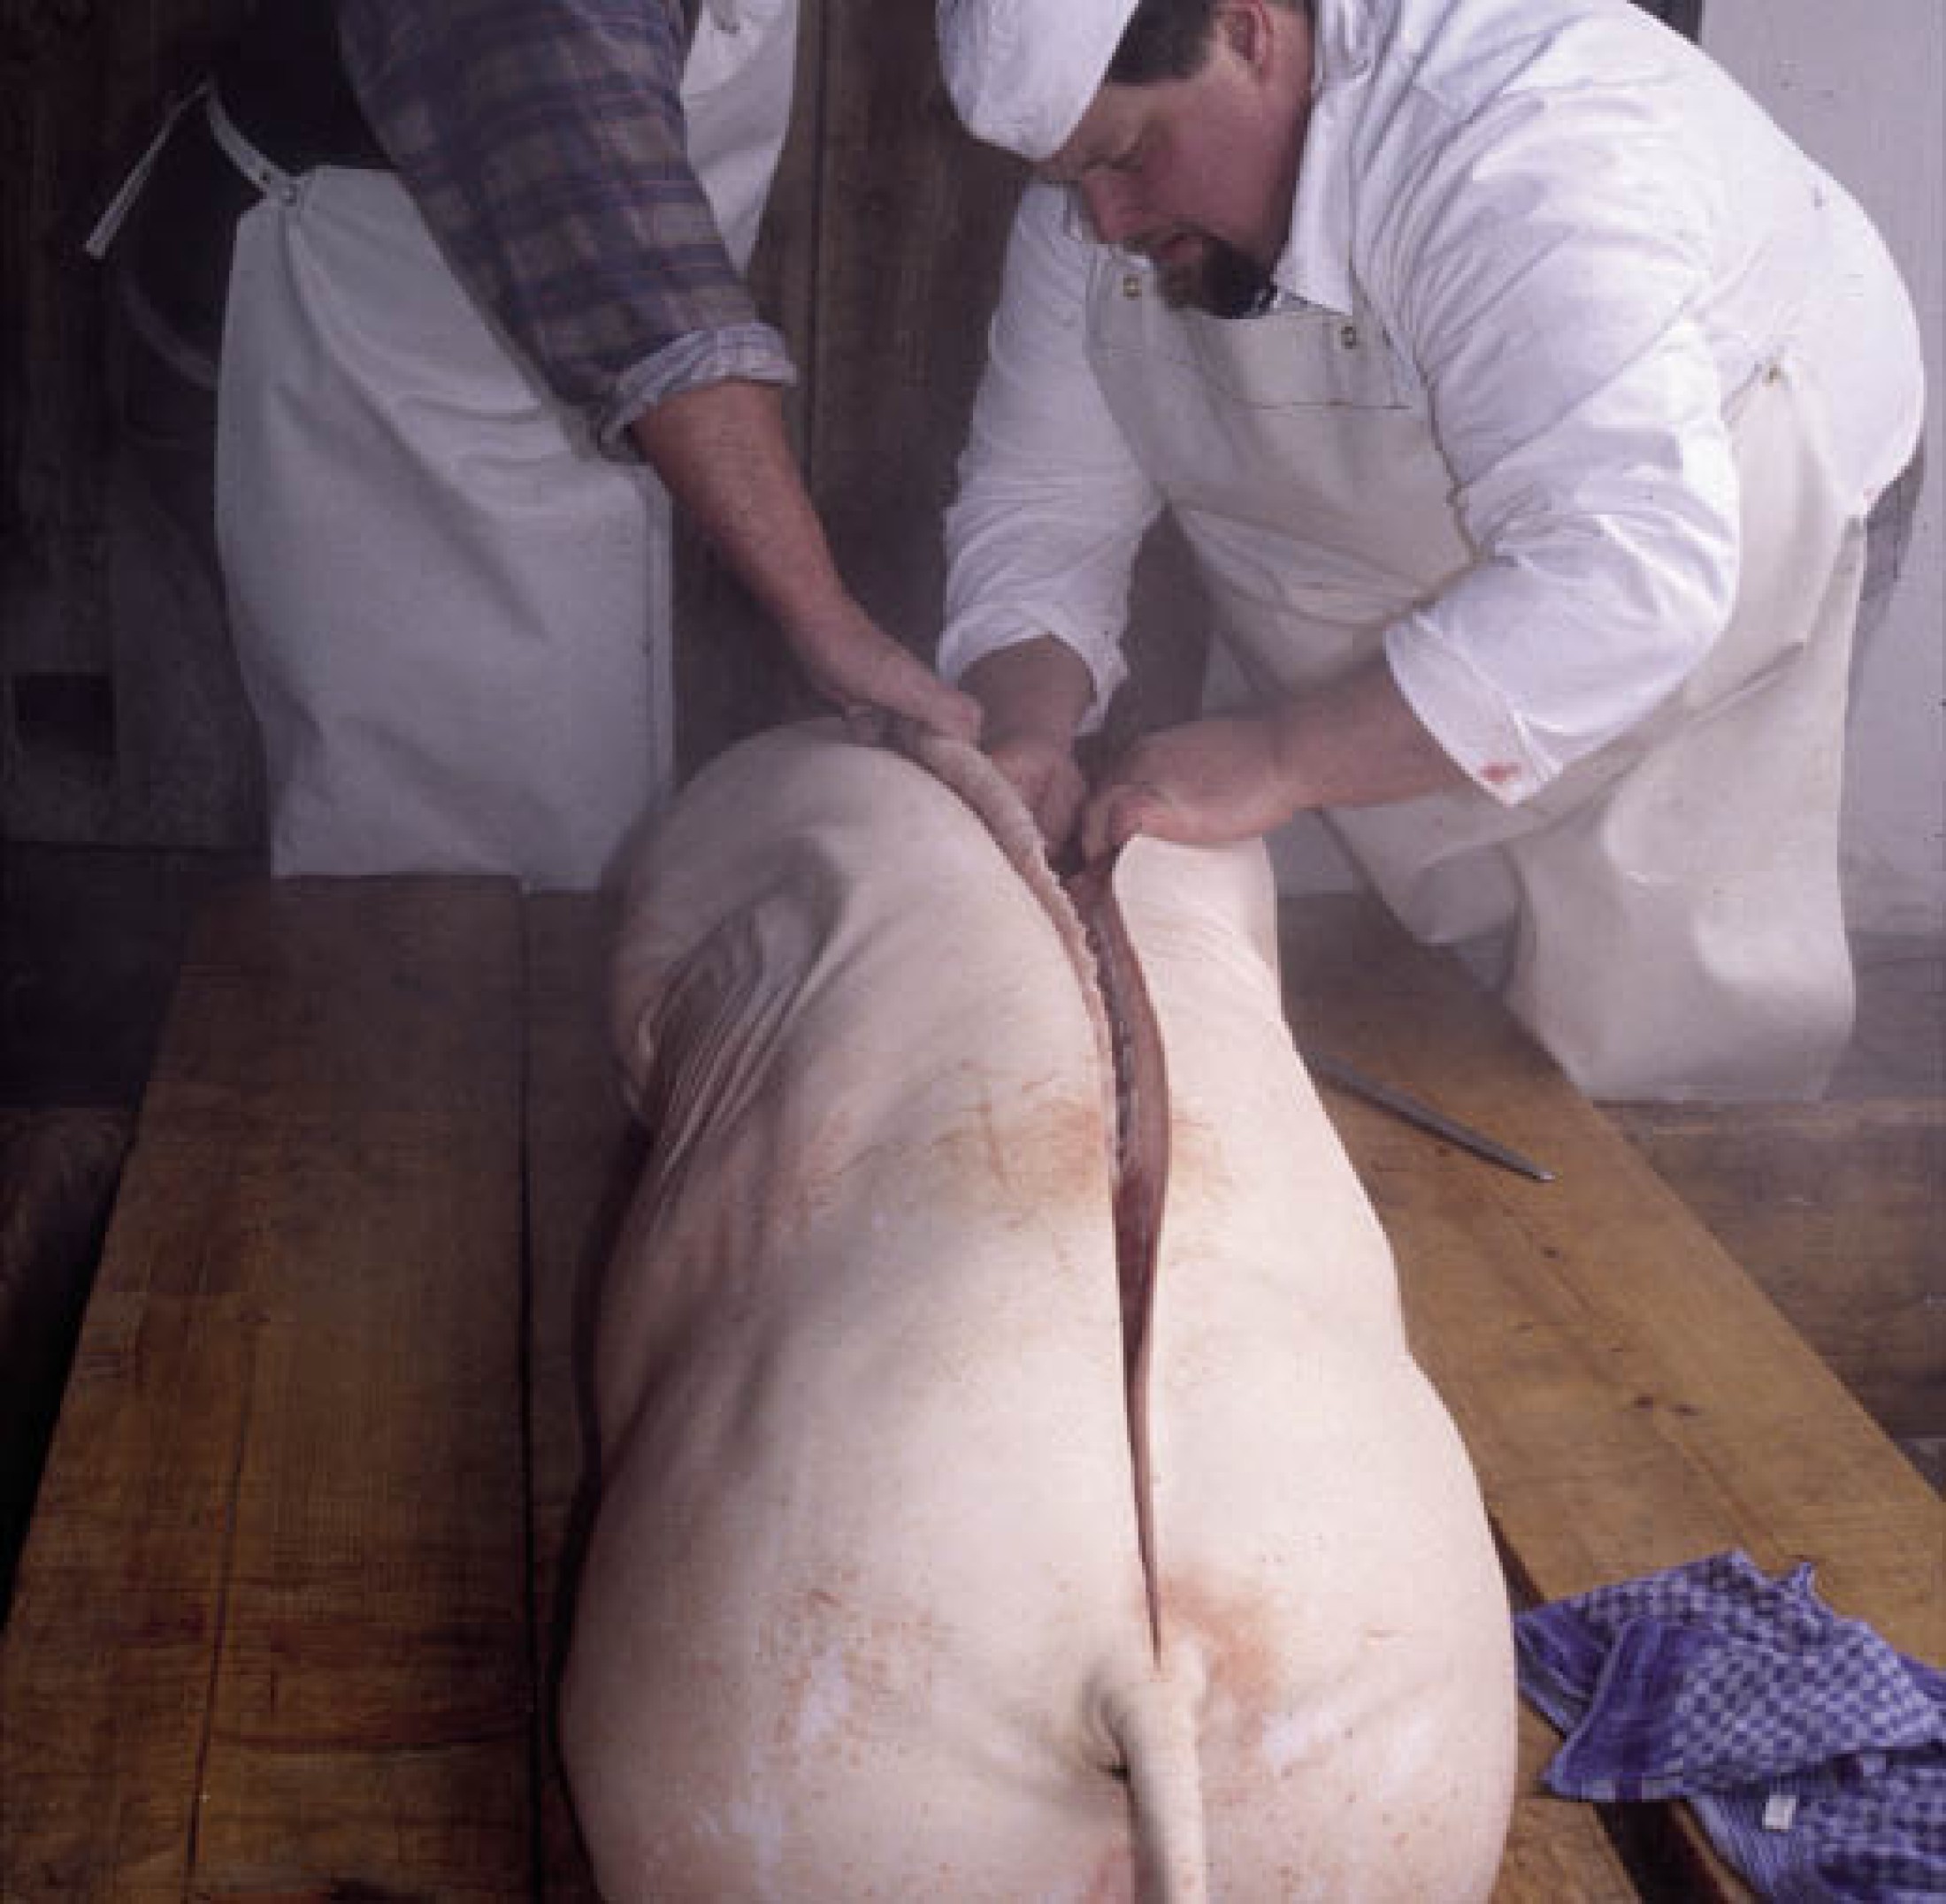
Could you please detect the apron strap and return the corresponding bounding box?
[85,81,212,259]
[204,84,303,208]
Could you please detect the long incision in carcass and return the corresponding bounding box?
[1066,858,1170,1661]
[874,721,1171,1663]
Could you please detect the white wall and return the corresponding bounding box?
[1704,0,1945,936]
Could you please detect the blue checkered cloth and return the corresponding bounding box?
[1515,1551,1946,1900]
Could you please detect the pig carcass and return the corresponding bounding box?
[560,720,1515,1900]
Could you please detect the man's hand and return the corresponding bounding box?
[1080,713,1302,861]
[960,637,1098,853]
[986,730,1089,847]
[1082,660,1473,861]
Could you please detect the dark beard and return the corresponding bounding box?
[1158,237,1276,319]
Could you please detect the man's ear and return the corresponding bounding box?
[1213,0,1273,73]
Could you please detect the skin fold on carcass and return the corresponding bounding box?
[560,720,1516,1901]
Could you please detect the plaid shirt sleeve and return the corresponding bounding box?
[339,0,794,457]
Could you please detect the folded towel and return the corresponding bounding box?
[1514,1551,1946,1901]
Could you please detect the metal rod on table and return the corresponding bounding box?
[1302,1048,1556,1183]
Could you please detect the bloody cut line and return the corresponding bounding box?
[875,715,1174,1666]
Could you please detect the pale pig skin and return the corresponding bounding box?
[560,723,1516,1900]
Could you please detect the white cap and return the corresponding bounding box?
[937,0,1140,161]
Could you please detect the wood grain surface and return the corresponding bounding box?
[2,879,532,1897]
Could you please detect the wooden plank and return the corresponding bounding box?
[1282,894,1945,1899]
[0,1108,132,1613]
[522,895,646,1897]
[1281,895,1942,1636]
[1610,1098,1944,1449]
[0,878,534,1898]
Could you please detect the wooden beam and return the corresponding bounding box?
[1,879,534,1895]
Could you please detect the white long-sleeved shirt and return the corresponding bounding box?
[940,0,1923,800]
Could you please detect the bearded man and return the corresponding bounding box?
[937,0,1925,1099]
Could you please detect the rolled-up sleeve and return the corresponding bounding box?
[339,0,794,456]
[1375,82,1741,802]
[940,183,1163,724]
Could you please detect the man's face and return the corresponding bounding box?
[1042,2,1312,313]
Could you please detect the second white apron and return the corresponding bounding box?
[216,0,799,891]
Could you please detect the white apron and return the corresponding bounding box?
[1088,265,1867,1101]
[215,0,799,891]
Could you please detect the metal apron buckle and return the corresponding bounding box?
[203,86,303,208]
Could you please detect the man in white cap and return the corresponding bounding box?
[934,0,1925,1099]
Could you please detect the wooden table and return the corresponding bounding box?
[2,878,1936,1898]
